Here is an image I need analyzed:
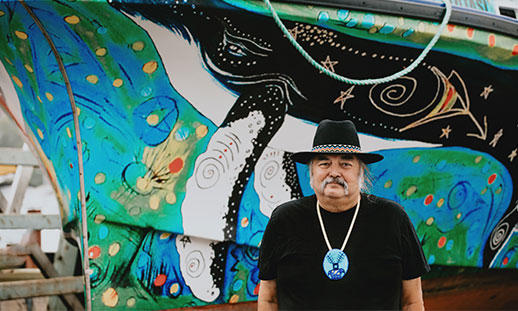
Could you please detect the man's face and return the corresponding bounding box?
[310,154,361,200]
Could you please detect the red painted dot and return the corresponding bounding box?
[488,34,496,47]
[424,194,434,206]
[224,149,228,152]
[488,173,497,185]
[437,236,447,248]
[69,163,73,169]
[168,158,183,174]
[88,246,101,259]
[512,44,518,56]
[447,24,455,32]
[154,274,167,287]
[466,27,474,39]
[253,283,260,296]
[229,142,233,145]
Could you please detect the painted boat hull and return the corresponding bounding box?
[0,0,517,309]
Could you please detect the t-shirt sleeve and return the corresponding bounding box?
[258,209,280,280]
[400,211,431,280]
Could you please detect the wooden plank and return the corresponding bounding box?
[0,268,43,282]
[0,276,83,300]
[0,214,61,229]
[48,234,79,311]
[24,243,85,310]
[0,253,26,269]
[0,148,38,166]
[0,189,7,213]
[5,165,33,214]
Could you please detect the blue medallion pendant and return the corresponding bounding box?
[322,249,349,280]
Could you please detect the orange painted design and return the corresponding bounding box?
[488,173,497,185]
[88,246,101,259]
[512,44,518,56]
[253,283,260,295]
[168,157,184,174]
[154,274,167,286]
[447,24,455,32]
[424,194,434,206]
[488,34,496,47]
[466,28,474,39]
[437,236,447,248]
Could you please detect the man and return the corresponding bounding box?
[258,119,430,310]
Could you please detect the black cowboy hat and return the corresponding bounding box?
[290,119,384,164]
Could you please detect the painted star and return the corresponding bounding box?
[480,85,494,100]
[179,236,191,247]
[287,26,303,41]
[334,86,355,109]
[508,148,517,162]
[320,55,338,73]
[440,125,452,139]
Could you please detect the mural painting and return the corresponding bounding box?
[0,0,516,309]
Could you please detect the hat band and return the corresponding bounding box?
[312,144,361,153]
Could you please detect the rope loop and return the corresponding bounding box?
[263,0,452,85]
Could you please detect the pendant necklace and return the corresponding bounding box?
[316,196,360,280]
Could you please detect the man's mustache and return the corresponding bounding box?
[321,177,349,194]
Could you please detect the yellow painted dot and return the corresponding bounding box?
[36,128,44,140]
[11,75,22,88]
[126,297,136,307]
[136,177,151,193]
[112,78,123,87]
[412,155,421,163]
[149,195,160,210]
[4,57,12,65]
[406,185,417,197]
[95,47,107,57]
[229,294,239,303]
[101,288,118,307]
[94,214,106,224]
[398,17,405,26]
[426,217,434,226]
[24,64,33,73]
[108,242,120,256]
[481,187,488,195]
[142,60,158,74]
[475,155,483,164]
[436,198,444,208]
[417,22,425,33]
[94,172,106,184]
[146,114,159,126]
[15,30,28,40]
[196,125,208,138]
[45,92,54,101]
[37,96,42,103]
[456,213,462,219]
[132,41,145,51]
[160,232,171,240]
[496,187,502,194]
[86,74,99,84]
[384,180,393,189]
[66,127,72,138]
[241,217,249,228]
[0,10,4,17]
[76,107,81,115]
[64,15,80,25]
[165,192,176,204]
[169,283,180,295]
[368,27,377,34]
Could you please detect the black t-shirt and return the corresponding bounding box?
[259,194,430,310]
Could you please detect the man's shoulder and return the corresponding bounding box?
[273,195,316,217]
[363,193,406,216]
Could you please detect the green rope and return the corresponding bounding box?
[263,0,452,85]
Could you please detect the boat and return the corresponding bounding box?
[0,0,517,309]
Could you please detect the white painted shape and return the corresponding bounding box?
[182,111,266,241]
[175,234,220,302]
[254,148,291,217]
[268,115,441,153]
[126,14,238,126]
